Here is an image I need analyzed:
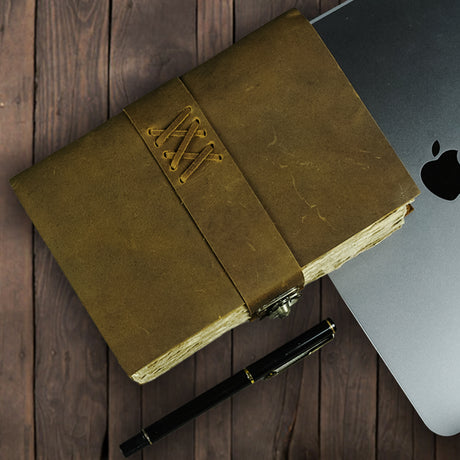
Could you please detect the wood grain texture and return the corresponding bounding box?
[274,283,321,460]
[320,0,341,14]
[195,2,233,459]
[377,359,413,460]
[110,0,197,109]
[231,7,322,457]
[107,2,149,458]
[378,359,436,460]
[34,0,109,457]
[232,283,321,459]
[197,0,233,65]
[437,435,460,460]
[321,276,377,460]
[142,358,196,460]
[0,1,35,458]
[194,335,232,460]
[107,354,141,460]
[109,1,198,459]
[414,412,436,460]
[235,0,322,41]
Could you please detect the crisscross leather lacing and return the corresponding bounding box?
[148,106,222,183]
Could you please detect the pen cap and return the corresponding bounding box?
[247,318,336,380]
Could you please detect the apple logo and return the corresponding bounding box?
[420,140,460,201]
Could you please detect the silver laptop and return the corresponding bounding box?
[312,0,460,436]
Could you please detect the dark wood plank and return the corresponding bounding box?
[231,4,322,459]
[377,359,413,459]
[280,283,321,460]
[107,1,149,457]
[142,358,196,460]
[437,433,460,460]
[0,1,35,458]
[194,335,232,460]
[110,0,197,108]
[232,282,321,459]
[107,356,141,460]
[108,1,198,459]
[235,0,322,41]
[194,2,233,459]
[378,351,436,460]
[197,0,233,65]
[321,276,377,460]
[320,0,341,14]
[34,1,109,457]
[413,411,435,460]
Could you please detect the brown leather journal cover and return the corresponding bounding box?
[9,9,419,382]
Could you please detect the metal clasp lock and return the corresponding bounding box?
[256,286,302,319]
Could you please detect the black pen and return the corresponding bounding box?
[120,318,336,457]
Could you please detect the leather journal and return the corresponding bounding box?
[9,9,420,383]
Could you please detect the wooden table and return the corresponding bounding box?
[1,1,459,458]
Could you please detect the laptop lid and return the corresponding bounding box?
[313,0,460,436]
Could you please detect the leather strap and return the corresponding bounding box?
[123,77,304,315]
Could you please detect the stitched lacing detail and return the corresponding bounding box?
[148,106,222,183]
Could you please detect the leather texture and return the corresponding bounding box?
[182,9,420,266]
[10,113,244,375]
[9,8,419,379]
[124,78,304,314]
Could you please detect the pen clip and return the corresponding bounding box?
[264,334,335,379]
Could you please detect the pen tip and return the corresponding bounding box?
[120,432,150,457]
